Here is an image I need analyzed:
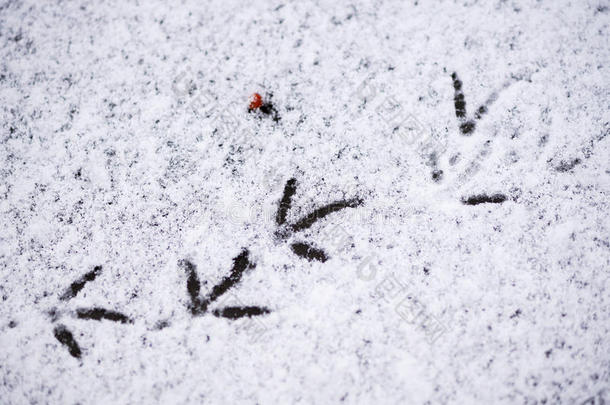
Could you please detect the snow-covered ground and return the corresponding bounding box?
[0,0,608,403]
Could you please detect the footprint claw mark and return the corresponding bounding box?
[53,265,133,358]
[459,120,476,135]
[181,249,263,317]
[427,152,445,183]
[554,158,582,172]
[287,198,363,235]
[450,72,506,135]
[290,242,329,262]
[274,178,363,261]
[53,324,82,358]
[179,259,205,314]
[431,168,444,182]
[75,308,132,324]
[60,265,102,301]
[461,194,507,205]
[276,178,297,226]
[451,72,467,119]
[474,105,488,120]
[202,249,256,309]
[212,306,271,319]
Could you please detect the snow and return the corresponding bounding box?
[0,0,608,403]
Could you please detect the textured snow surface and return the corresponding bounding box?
[0,0,609,403]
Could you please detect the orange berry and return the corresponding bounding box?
[249,93,263,110]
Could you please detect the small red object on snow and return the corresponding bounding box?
[249,93,263,111]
